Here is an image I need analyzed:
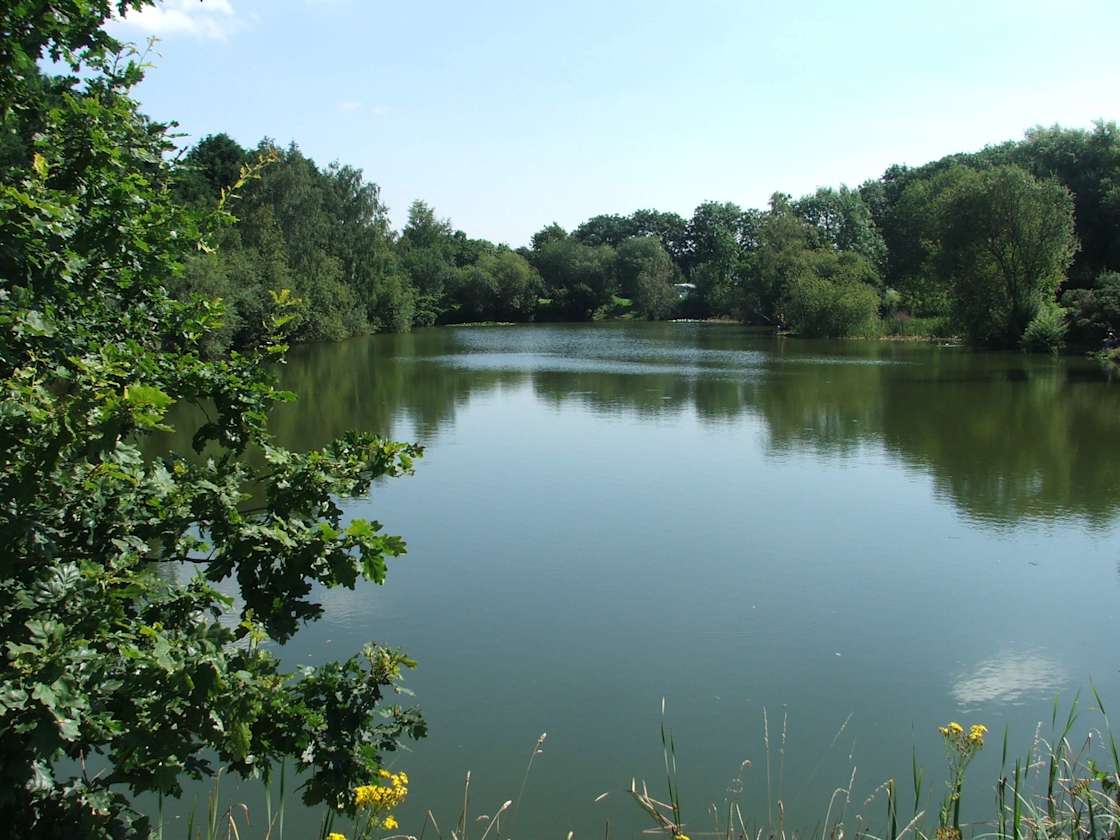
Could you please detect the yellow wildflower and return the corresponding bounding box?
[674,834,691,840]
[327,833,347,840]
[354,772,409,812]
[948,721,964,734]
[383,815,399,830]
[354,784,379,807]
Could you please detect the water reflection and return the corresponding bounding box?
[257,324,1120,528]
[951,650,1067,707]
[147,322,1120,838]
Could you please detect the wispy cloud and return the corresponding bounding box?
[337,101,363,112]
[113,0,244,41]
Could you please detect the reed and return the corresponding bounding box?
[162,695,1120,840]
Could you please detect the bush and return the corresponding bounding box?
[1021,303,1069,353]
[1061,270,1120,348]
[786,275,880,338]
[1095,348,1120,379]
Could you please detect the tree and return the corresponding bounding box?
[448,250,541,323]
[400,199,453,251]
[176,133,248,207]
[629,208,690,266]
[880,166,976,316]
[0,9,425,836]
[936,165,1078,346]
[1013,121,1120,284]
[688,228,741,318]
[529,221,568,252]
[742,210,815,324]
[616,237,677,319]
[485,249,542,321]
[534,238,617,320]
[685,201,763,273]
[572,213,639,247]
[793,185,886,273]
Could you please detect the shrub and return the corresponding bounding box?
[786,274,880,338]
[1061,270,1120,348]
[1021,303,1069,353]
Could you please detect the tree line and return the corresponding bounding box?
[173,122,1120,352]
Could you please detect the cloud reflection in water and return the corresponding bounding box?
[951,650,1067,708]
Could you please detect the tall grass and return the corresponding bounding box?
[880,315,955,339]
[163,694,1120,840]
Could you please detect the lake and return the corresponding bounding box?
[164,322,1120,838]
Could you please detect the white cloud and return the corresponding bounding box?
[337,101,363,112]
[113,0,244,41]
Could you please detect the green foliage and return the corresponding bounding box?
[161,118,1120,345]
[1013,121,1120,284]
[572,213,639,247]
[880,166,975,316]
[534,237,618,320]
[0,12,425,837]
[175,133,248,207]
[616,236,677,320]
[937,166,1078,347]
[530,221,568,252]
[174,139,409,347]
[443,249,540,323]
[793,185,887,272]
[1021,303,1069,354]
[485,250,542,321]
[866,121,1120,317]
[882,314,954,338]
[686,201,763,271]
[785,252,882,338]
[1095,348,1120,379]
[629,208,691,264]
[1061,270,1120,347]
[743,211,815,323]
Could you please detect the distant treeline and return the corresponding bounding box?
[173,123,1120,351]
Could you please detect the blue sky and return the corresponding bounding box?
[110,0,1120,247]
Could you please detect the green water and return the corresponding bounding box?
[164,322,1120,838]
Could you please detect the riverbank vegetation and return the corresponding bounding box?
[162,121,1120,351]
[179,696,1120,840]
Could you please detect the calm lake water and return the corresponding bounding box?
[164,322,1120,838]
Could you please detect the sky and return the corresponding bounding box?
[109,0,1120,247]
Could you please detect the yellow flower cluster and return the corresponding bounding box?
[674,835,691,840]
[353,769,408,831]
[326,833,347,840]
[354,770,408,809]
[938,721,987,751]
